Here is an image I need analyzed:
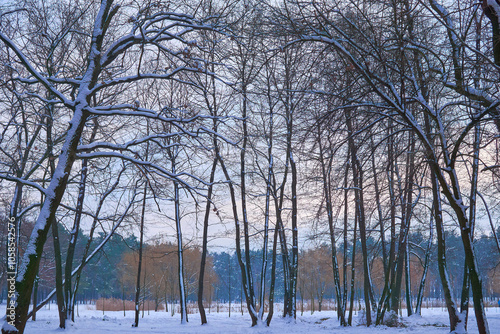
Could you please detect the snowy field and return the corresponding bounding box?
[3,304,500,334]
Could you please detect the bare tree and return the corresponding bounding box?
[0,1,227,332]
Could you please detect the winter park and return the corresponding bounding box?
[1,0,500,333]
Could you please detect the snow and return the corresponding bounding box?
[1,321,17,332]
[486,1,500,28]
[4,304,500,334]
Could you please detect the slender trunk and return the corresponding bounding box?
[431,171,461,330]
[415,212,433,315]
[51,219,66,329]
[391,160,407,316]
[423,111,461,331]
[217,154,258,324]
[259,110,273,321]
[266,224,279,326]
[27,187,135,320]
[198,158,217,324]
[142,265,146,318]
[404,132,416,316]
[371,138,387,274]
[133,182,147,327]
[270,151,292,318]
[174,176,188,324]
[376,125,395,324]
[273,194,291,318]
[342,154,350,314]
[388,121,397,311]
[228,254,231,318]
[239,76,258,325]
[347,214,357,326]
[390,0,407,318]
[122,283,126,317]
[283,49,298,320]
[47,108,66,329]
[346,109,372,326]
[318,125,345,325]
[460,111,480,329]
[71,168,125,315]
[65,158,88,322]
[289,139,298,320]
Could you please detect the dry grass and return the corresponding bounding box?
[95,298,164,311]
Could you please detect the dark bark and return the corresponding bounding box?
[70,167,125,314]
[259,98,273,322]
[48,97,65,329]
[415,213,433,315]
[422,110,461,331]
[198,158,217,324]
[346,109,372,326]
[2,2,115,332]
[431,170,461,331]
[481,0,500,66]
[390,134,414,317]
[65,158,88,322]
[216,154,258,326]
[460,103,481,330]
[288,120,298,320]
[371,138,387,274]
[342,153,350,315]
[404,132,416,316]
[26,181,133,320]
[173,166,188,324]
[51,219,66,329]
[31,267,39,322]
[133,182,147,328]
[388,121,397,311]
[238,74,258,325]
[5,185,23,328]
[318,125,345,325]
[347,214,357,326]
[266,225,279,326]
[377,120,398,324]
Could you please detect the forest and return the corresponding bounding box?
[0,0,500,333]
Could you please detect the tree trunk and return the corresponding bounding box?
[404,131,416,316]
[51,219,66,329]
[198,157,217,324]
[2,3,115,332]
[47,105,66,329]
[415,213,433,315]
[318,124,345,325]
[347,214,357,326]
[174,175,188,324]
[133,182,147,327]
[460,118,480,329]
[65,158,88,322]
[259,105,273,321]
[266,224,279,326]
[342,153,350,315]
[217,155,258,325]
[31,266,39,322]
[346,109,372,326]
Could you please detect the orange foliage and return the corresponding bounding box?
[119,242,217,307]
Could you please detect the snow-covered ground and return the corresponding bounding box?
[3,304,500,333]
